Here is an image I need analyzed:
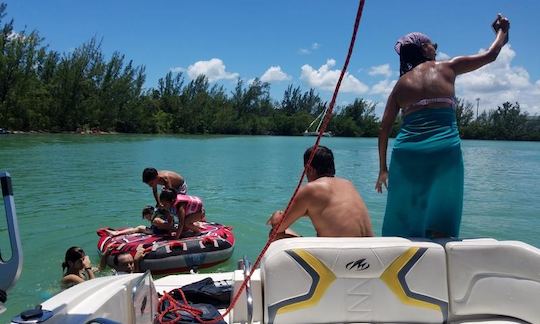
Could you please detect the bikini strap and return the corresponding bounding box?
[408,97,455,109]
[403,97,456,115]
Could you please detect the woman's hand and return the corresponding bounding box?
[375,170,389,193]
[82,255,92,269]
[492,14,510,34]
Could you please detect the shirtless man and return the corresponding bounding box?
[267,146,373,239]
[142,167,187,207]
[99,244,146,274]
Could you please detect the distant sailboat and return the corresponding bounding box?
[303,107,332,137]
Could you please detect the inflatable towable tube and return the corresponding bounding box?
[97,222,235,274]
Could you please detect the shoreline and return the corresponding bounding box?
[2,131,539,142]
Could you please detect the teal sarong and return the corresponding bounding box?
[382,108,463,238]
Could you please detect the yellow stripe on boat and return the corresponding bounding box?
[380,247,441,311]
[277,249,336,314]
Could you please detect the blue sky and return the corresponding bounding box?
[3,0,540,115]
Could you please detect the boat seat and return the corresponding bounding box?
[446,239,540,323]
[261,237,449,324]
[452,319,530,324]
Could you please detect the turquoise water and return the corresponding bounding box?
[0,134,539,321]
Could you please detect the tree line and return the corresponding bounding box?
[1,3,539,140]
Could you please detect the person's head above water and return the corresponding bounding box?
[304,145,335,181]
[113,252,135,273]
[62,246,86,273]
[395,32,437,76]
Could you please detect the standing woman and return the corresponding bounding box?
[376,15,510,238]
[61,247,95,289]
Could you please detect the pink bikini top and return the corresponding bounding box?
[402,97,456,115]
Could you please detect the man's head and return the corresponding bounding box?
[394,32,437,76]
[113,252,135,273]
[142,168,159,186]
[303,145,335,181]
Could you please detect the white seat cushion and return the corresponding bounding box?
[262,237,448,323]
[446,239,540,323]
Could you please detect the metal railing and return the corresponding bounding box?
[0,171,23,314]
[239,256,253,324]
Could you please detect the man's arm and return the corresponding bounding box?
[152,185,160,206]
[133,244,146,273]
[98,246,113,271]
[448,14,509,75]
[267,186,312,234]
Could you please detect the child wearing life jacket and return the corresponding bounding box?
[105,206,173,237]
[159,189,206,238]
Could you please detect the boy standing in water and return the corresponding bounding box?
[142,168,187,207]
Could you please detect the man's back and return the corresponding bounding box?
[159,170,184,187]
[305,177,373,237]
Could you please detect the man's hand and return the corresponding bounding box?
[134,244,146,261]
[267,210,284,228]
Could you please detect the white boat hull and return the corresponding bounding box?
[13,237,540,323]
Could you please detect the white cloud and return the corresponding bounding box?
[260,66,291,83]
[170,67,185,73]
[176,58,239,82]
[368,64,392,78]
[370,79,397,97]
[300,59,368,94]
[7,31,22,40]
[456,45,540,115]
[437,51,451,61]
[298,42,321,55]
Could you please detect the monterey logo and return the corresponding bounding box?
[346,258,370,271]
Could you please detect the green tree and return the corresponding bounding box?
[331,99,379,136]
[489,102,528,140]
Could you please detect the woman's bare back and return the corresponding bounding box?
[393,61,456,109]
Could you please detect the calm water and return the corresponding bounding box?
[0,134,539,320]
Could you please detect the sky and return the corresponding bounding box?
[3,0,540,116]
